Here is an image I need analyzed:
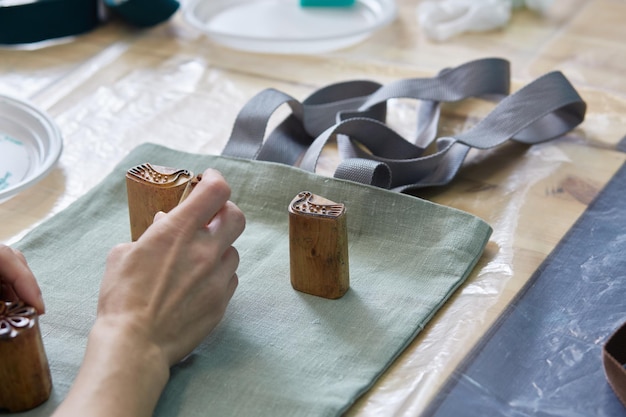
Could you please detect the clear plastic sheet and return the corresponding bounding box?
[1,0,626,415]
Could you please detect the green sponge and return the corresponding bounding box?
[300,0,356,7]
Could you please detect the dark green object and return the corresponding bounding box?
[0,0,101,45]
[104,0,179,28]
[0,0,179,45]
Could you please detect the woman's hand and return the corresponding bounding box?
[53,168,245,417]
[98,167,245,365]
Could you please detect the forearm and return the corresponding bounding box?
[52,317,170,417]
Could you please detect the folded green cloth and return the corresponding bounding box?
[18,143,491,416]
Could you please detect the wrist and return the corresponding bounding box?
[89,315,171,379]
[88,315,171,395]
[53,316,170,417]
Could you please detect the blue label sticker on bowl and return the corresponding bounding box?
[0,134,30,190]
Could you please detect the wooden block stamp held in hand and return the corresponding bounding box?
[0,300,52,413]
[126,163,200,241]
[289,191,349,299]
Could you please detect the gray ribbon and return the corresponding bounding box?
[222,58,586,192]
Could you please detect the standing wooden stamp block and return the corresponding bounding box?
[289,191,349,299]
[126,163,195,241]
[0,300,52,412]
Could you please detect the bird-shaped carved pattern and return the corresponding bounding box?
[127,163,192,187]
[290,191,344,218]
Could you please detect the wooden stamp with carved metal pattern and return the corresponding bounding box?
[0,300,52,412]
[288,191,349,299]
[126,163,201,241]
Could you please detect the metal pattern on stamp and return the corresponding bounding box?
[290,191,344,218]
[127,163,192,186]
[0,301,36,339]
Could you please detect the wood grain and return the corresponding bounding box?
[0,301,52,413]
[289,192,349,299]
[126,163,194,241]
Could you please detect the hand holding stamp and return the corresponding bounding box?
[0,245,51,413]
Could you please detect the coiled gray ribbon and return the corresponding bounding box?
[222,58,586,192]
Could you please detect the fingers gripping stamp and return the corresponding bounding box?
[288,191,349,299]
[126,163,200,241]
[0,300,52,412]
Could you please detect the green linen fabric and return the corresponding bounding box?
[17,143,491,417]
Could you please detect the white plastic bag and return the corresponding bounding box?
[417,0,553,41]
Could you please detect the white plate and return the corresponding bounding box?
[0,95,63,203]
[183,0,396,54]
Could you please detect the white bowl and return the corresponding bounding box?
[183,0,396,54]
[0,95,63,203]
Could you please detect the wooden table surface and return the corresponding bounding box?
[1,0,625,415]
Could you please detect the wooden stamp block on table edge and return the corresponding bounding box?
[0,300,52,413]
[289,191,349,299]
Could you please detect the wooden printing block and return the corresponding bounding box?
[288,191,349,299]
[126,163,195,241]
[0,300,52,412]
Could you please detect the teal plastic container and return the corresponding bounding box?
[300,0,356,6]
